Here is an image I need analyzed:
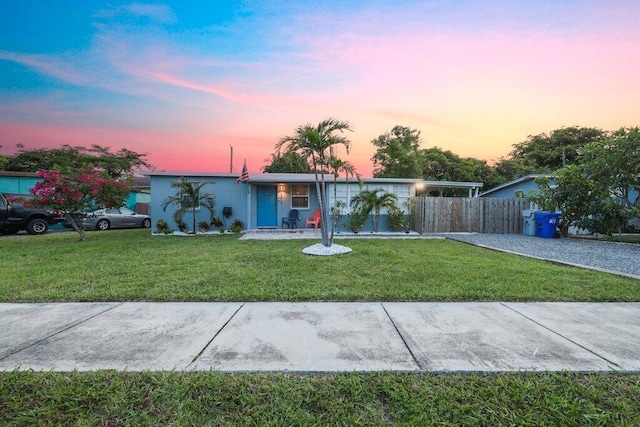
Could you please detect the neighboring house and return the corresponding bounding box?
[479,174,554,198]
[147,171,483,232]
[0,171,41,198]
[126,176,151,214]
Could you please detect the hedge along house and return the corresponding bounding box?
[146,172,452,233]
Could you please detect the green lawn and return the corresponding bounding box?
[0,229,638,302]
[2,371,639,426]
[2,229,639,425]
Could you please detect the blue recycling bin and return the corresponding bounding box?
[535,211,560,238]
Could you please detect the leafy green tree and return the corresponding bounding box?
[509,126,606,171]
[161,178,216,234]
[262,151,312,173]
[580,127,640,212]
[419,147,498,195]
[275,118,353,247]
[371,126,423,178]
[4,144,152,178]
[520,159,633,237]
[0,145,8,170]
[350,188,398,232]
[518,171,599,237]
[492,157,538,182]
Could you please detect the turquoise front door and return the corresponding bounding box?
[257,186,277,228]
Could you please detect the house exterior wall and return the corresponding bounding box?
[150,175,249,231]
[0,175,41,197]
[327,181,415,232]
[125,191,150,212]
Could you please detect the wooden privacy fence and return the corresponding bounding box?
[413,197,532,234]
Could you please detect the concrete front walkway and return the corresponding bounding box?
[1,302,638,373]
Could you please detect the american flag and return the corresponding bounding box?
[235,161,249,184]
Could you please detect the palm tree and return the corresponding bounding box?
[328,156,358,243]
[350,188,398,232]
[162,177,215,233]
[275,118,353,247]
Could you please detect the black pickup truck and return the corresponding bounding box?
[0,193,64,235]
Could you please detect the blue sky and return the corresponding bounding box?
[1,1,639,175]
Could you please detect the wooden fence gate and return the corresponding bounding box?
[413,197,531,234]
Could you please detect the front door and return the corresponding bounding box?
[256,186,277,228]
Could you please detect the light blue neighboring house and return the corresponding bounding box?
[0,171,42,197]
[147,171,484,232]
[479,174,554,198]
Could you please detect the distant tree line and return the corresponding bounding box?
[0,144,152,178]
[264,124,615,195]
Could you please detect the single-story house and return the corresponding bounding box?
[146,172,483,233]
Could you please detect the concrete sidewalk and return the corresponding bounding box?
[1,302,639,373]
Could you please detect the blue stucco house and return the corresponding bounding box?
[147,171,485,233]
[147,172,430,232]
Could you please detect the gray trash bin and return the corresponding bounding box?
[522,209,537,236]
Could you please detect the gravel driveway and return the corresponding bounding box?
[443,234,640,279]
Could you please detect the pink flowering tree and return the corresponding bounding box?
[27,169,131,241]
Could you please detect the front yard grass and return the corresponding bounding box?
[2,371,639,426]
[0,229,638,302]
[2,229,639,425]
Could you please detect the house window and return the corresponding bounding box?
[181,194,199,210]
[180,181,202,210]
[291,184,309,209]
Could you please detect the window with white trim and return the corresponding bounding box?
[179,181,204,210]
[291,184,309,209]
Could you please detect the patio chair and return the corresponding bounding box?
[305,208,321,228]
[281,209,300,228]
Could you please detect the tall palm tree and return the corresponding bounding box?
[328,156,358,243]
[162,177,215,233]
[350,188,398,232]
[275,118,352,246]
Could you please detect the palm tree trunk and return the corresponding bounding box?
[330,177,337,245]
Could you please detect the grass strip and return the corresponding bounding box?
[1,229,638,302]
[1,371,639,426]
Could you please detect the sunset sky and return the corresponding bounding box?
[1,1,638,177]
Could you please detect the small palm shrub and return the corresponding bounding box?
[347,210,367,233]
[156,219,168,233]
[387,206,407,232]
[230,219,244,233]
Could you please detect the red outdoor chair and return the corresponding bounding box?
[305,209,321,228]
